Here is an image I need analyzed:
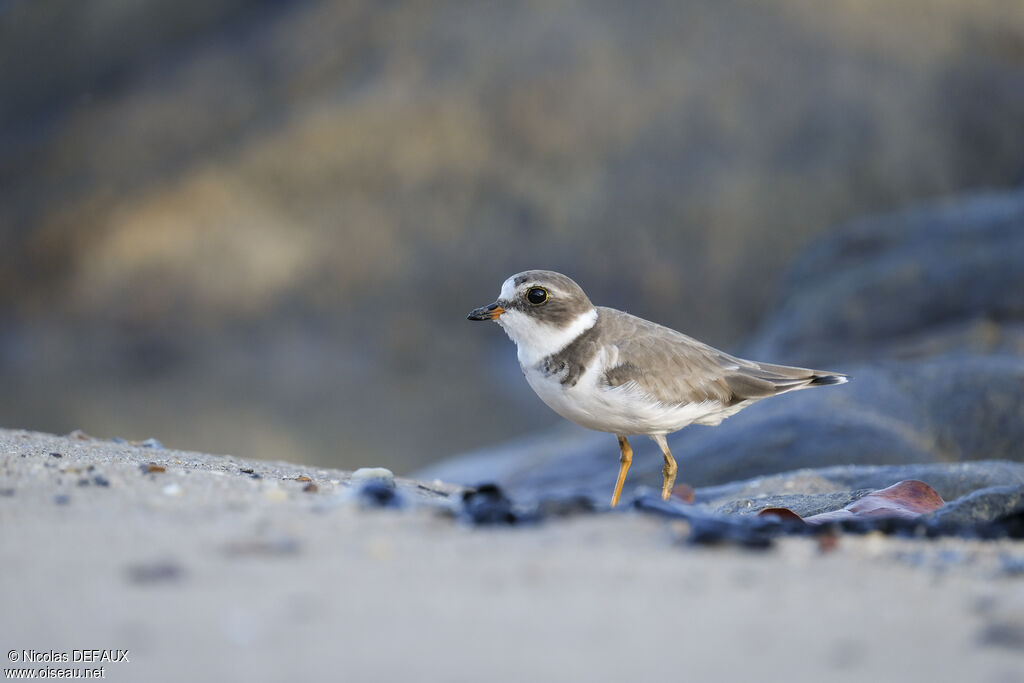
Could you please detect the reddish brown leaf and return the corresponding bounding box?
[671,483,695,504]
[803,480,944,524]
[755,480,944,526]
[758,507,805,523]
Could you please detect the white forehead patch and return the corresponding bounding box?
[499,276,517,302]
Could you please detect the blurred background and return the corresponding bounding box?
[2,0,1023,473]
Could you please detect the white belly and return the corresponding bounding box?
[522,359,727,436]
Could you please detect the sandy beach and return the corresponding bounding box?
[1,428,1022,682]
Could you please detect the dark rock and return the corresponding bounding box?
[929,485,1024,525]
[93,475,110,487]
[699,462,1024,513]
[714,491,867,518]
[745,191,1024,366]
[890,355,1024,462]
[357,482,404,509]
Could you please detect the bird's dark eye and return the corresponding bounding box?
[527,287,548,305]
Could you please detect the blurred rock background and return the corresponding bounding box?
[2,0,1023,472]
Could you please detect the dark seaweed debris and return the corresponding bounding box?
[357,481,404,509]
[458,484,538,525]
[457,484,598,526]
[635,495,1024,547]
[447,478,1024,543]
[635,496,807,548]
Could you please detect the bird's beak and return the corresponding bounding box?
[467,302,505,321]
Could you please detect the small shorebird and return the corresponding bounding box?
[468,270,847,507]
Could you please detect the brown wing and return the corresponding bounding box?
[597,307,844,406]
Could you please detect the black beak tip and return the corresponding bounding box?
[468,303,500,321]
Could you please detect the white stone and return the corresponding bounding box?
[351,467,395,488]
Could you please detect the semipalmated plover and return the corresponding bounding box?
[468,270,847,507]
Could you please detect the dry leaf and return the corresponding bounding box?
[671,483,695,504]
[758,480,944,526]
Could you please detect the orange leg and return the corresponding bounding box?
[610,435,633,507]
[652,434,678,500]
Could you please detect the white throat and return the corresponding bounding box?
[497,307,598,367]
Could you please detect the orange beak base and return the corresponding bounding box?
[467,303,505,321]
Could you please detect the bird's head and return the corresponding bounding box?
[468,270,597,364]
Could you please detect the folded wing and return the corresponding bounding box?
[598,307,846,407]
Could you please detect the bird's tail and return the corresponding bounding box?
[808,372,849,386]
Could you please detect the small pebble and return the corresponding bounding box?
[139,438,164,449]
[140,463,166,474]
[93,475,110,487]
[49,452,63,458]
[352,467,395,488]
